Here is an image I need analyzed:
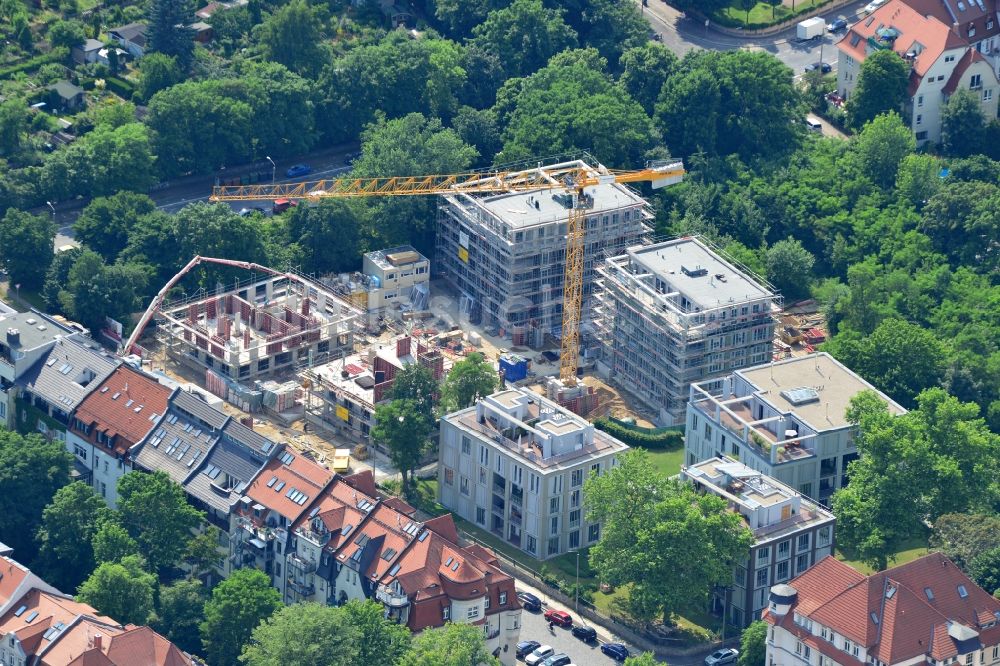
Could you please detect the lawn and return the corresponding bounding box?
[716,0,827,28]
[836,535,932,575]
[645,446,685,478]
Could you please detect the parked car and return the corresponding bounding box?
[806,116,823,132]
[516,641,541,659]
[804,61,832,74]
[237,206,267,217]
[272,198,298,214]
[543,609,572,627]
[827,17,848,31]
[525,646,554,666]
[285,163,312,178]
[601,643,630,661]
[570,625,597,642]
[705,648,740,666]
[518,591,542,612]
[539,654,571,666]
[862,0,887,14]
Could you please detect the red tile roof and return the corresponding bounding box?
[245,449,334,524]
[0,557,30,608]
[72,367,171,455]
[767,553,1000,664]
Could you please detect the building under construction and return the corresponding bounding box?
[435,158,651,343]
[157,273,361,382]
[595,237,779,425]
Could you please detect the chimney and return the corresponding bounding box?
[6,328,20,346]
[953,21,960,35]
[93,633,102,650]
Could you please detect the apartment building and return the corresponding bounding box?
[0,311,94,431]
[303,335,447,445]
[0,546,192,666]
[685,353,906,504]
[283,471,522,664]
[435,159,650,337]
[837,0,999,144]
[682,458,836,628]
[360,246,430,314]
[764,553,1000,666]
[438,387,628,561]
[596,237,778,425]
[67,365,171,507]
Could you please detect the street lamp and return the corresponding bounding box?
[571,549,580,612]
[266,156,275,183]
[46,201,55,219]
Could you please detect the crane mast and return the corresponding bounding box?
[207,160,685,383]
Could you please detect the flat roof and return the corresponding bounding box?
[738,353,906,431]
[0,312,76,351]
[477,182,645,231]
[627,238,774,310]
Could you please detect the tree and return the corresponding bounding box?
[137,53,181,102]
[240,603,360,666]
[48,19,85,50]
[0,208,54,290]
[398,622,499,666]
[852,112,916,187]
[431,0,503,37]
[254,0,325,77]
[155,579,205,655]
[440,352,497,413]
[624,654,660,666]
[35,482,110,591]
[42,123,157,200]
[75,192,156,262]
[147,0,193,70]
[471,0,577,79]
[969,547,1000,596]
[584,450,754,622]
[0,430,71,564]
[200,568,282,666]
[117,471,205,573]
[339,600,411,665]
[92,519,140,564]
[184,526,223,580]
[77,554,157,626]
[0,99,30,156]
[739,620,768,666]
[765,238,815,301]
[497,49,660,168]
[846,50,910,129]
[389,363,439,418]
[930,513,1000,570]
[285,200,363,275]
[656,67,721,157]
[451,106,502,166]
[42,246,83,311]
[919,181,1000,273]
[941,88,986,157]
[372,399,433,498]
[56,250,149,336]
[895,153,941,209]
[618,43,678,114]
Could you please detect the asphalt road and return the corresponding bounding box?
[518,603,640,666]
[641,0,872,75]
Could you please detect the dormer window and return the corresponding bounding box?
[443,606,450,620]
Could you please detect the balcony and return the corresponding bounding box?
[376,586,410,608]
[287,552,316,574]
[286,579,315,597]
[510,487,523,507]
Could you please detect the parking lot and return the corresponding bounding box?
[516,594,639,665]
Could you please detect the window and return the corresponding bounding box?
[485,596,490,610]
[588,524,600,542]
[821,626,831,641]
[984,89,994,102]
[547,537,560,556]
[776,560,790,582]
[917,94,924,106]
[461,437,471,455]
[570,489,580,508]
[479,445,489,466]
[444,468,454,486]
[817,525,832,547]
[796,552,811,574]
[569,530,580,549]
[73,444,87,461]
[916,131,929,141]
[550,516,558,534]
[916,114,923,125]
[526,535,537,554]
[550,496,560,513]
[756,567,769,589]
[571,469,583,487]
[460,477,470,496]
[758,546,771,564]
[797,533,811,553]
[499,592,507,605]
[971,74,982,89]
[945,54,956,62]
[467,605,479,619]
[778,540,791,560]
[570,509,580,527]
[735,565,746,587]
[476,507,486,525]
[443,607,450,620]
[529,474,539,494]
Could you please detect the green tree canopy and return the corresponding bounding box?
[201,568,282,666]
[0,430,71,563]
[852,112,916,187]
[618,43,678,114]
[48,19,86,50]
[398,622,499,666]
[254,0,326,77]
[0,99,30,156]
[624,654,660,666]
[846,50,910,129]
[766,238,815,301]
[585,449,754,622]
[471,0,577,79]
[340,600,411,665]
[147,0,193,70]
[56,250,149,335]
[497,49,660,168]
[77,554,157,626]
[240,603,360,666]
[74,191,157,263]
[35,482,110,591]
[389,363,439,418]
[284,199,364,275]
[941,88,986,157]
[440,352,498,413]
[969,547,1000,596]
[930,513,1000,570]
[739,621,768,666]
[0,208,55,290]
[117,471,205,573]
[919,180,1000,274]
[372,399,433,498]
[137,53,181,102]
[92,518,141,564]
[155,579,205,655]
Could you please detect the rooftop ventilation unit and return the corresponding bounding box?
[780,387,820,406]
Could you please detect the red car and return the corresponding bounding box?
[543,609,572,627]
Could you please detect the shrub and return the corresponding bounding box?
[593,418,683,450]
[103,76,135,99]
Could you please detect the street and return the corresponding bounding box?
[641,0,871,75]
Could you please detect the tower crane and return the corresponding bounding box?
[208,159,685,383]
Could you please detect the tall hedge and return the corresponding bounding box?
[593,417,684,449]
